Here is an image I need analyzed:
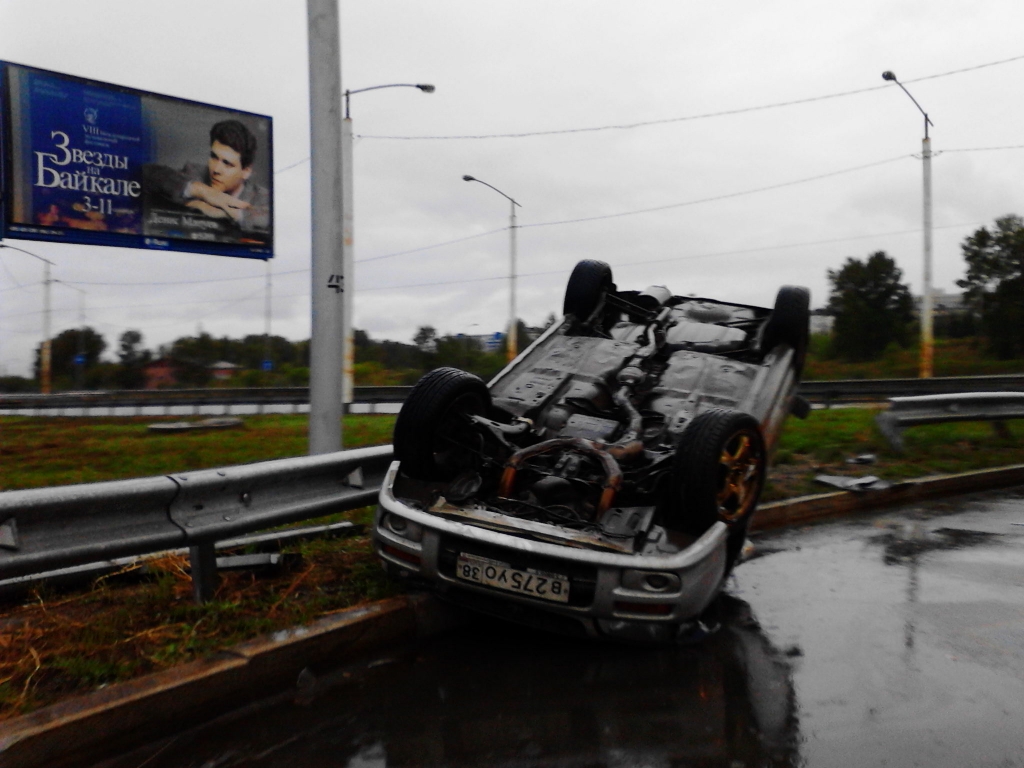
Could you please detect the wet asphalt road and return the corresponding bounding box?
[98,489,1024,768]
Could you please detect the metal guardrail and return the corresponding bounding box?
[0,445,394,602]
[875,392,1024,451]
[799,374,1024,405]
[4,375,1024,413]
[0,386,413,413]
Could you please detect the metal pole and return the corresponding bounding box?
[921,134,934,378]
[508,200,518,362]
[307,0,345,454]
[462,176,521,361]
[264,259,272,382]
[881,71,934,379]
[338,84,430,406]
[41,261,52,394]
[341,115,355,407]
[76,289,85,390]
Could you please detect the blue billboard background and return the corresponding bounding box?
[0,61,273,260]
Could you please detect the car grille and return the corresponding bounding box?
[438,535,598,608]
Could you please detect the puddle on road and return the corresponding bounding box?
[95,595,802,768]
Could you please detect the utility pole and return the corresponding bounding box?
[307,0,346,454]
[42,261,52,393]
[0,244,55,393]
[55,281,87,390]
[263,259,272,384]
[508,198,518,362]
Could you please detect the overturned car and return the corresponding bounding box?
[375,260,809,642]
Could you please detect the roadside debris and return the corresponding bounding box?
[147,417,244,433]
[845,453,877,465]
[814,474,892,492]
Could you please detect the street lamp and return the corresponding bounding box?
[882,70,935,378]
[0,243,54,393]
[340,83,434,405]
[462,175,521,362]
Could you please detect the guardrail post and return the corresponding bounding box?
[189,542,218,603]
[875,411,904,452]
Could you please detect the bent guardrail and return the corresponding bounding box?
[876,392,1024,451]
[0,445,394,602]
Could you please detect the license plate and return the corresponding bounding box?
[455,553,570,603]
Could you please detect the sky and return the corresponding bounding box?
[1,0,1024,377]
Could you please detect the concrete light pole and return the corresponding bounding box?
[307,0,346,455]
[0,243,55,393]
[882,70,935,378]
[341,83,434,405]
[462,175,521,362]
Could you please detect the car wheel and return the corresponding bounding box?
[665,408,766,569]
[393,367,491,481]
[563,259,614,326]
[760,286,810,374]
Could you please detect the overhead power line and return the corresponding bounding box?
[357,53,1024,140]
[39,152,923,288]
[521,155,911,229]
[360,220,986,293]
[941,144,1024,153]
[355,227,507,264]
[64,268,307,288]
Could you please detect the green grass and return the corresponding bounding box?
[0,414,395,491]
[804,336,1024,380]
[763,407,1024,500]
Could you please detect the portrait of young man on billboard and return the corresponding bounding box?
[142,118,271,245]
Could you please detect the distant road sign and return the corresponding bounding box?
[485,332,504,352]
[261,360,273,372]
[73,354,85,365]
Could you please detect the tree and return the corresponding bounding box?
[957,214,1024,358]
[826,251,914,362]
[413,326,437,352]
[34,327,107,385]
[115,330,151,389]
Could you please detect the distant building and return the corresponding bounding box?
[809,309,834,335]
[915,291,967,316]
[209,361,242,381]
[143,358,178,389]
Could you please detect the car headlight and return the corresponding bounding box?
[383,513,423,542]
[622,570,681,592]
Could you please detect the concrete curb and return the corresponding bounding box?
[753,463,1024,530]
[3,463,1024,768]
[0,594,468,768]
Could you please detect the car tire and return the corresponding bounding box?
[393,367,491,481]
[760,286,810,374]
[563,259,614,326]
[664,408,766,570]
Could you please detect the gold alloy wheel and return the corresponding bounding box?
[716,429,764,522]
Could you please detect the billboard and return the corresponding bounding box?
[0,62,273,260]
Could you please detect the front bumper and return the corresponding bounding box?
[374,461,729,642]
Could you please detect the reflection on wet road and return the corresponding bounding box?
[99,489,1024,767]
